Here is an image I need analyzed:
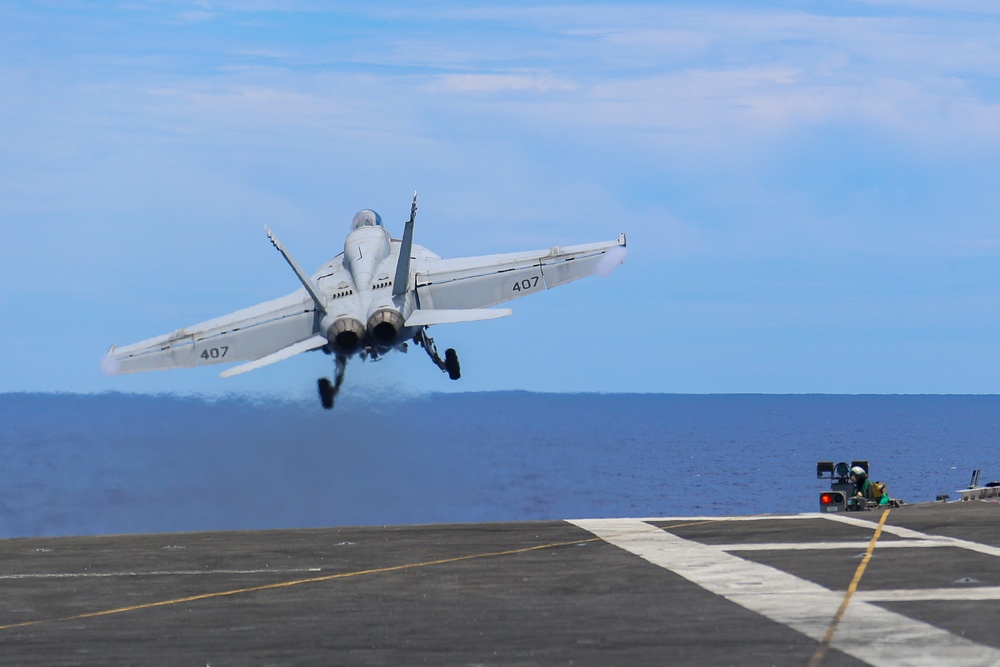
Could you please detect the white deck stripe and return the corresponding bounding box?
[717,539,952,551]
[570,518,1000,667]
[857,587,1000,602]
[822,513,1000,558]
[0,568,322,580]
[632,514,817,523]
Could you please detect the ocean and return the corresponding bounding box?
[0,392,997,538]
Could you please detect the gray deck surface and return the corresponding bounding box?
[0,501,998,666]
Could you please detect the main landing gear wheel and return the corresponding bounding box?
[317,378,334,410]
[316,354,349,410]
[445,348,461,380]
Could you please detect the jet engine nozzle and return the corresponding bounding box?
[325,316,366,354]
[366,307,404,347]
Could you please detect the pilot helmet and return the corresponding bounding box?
[851,466,867,480]
[351,209,383,230]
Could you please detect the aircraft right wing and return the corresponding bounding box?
[412,234,626,311]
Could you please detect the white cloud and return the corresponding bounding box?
[389,7,1000,159]
[856,0,1000,13]
[176,10,216,23]
[433,72,576,94]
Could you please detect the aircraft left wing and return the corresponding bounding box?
[103,291,318,376]
[412,233,626,311]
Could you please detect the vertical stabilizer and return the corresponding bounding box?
[265,225,328,312]
[392,192,417,297]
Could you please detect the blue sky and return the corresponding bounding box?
[2,1,1000,399]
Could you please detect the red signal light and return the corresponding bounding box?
[820,493,835,505]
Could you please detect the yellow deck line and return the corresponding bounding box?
[807,508,891,667]
[0,535,602,631]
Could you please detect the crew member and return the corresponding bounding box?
[850,466,886,505]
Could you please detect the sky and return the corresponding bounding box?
[2,0,1000,400]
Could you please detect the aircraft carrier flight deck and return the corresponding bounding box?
[1,500,998,666]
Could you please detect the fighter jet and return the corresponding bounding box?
[104,194,627,409]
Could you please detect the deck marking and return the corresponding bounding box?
[0,520,741,632]
[570,517,1000,667]
[807,508,889,667]
[823,512,1000,558]
[717,539,950,551]
[857,586,1000,602]
[635,514,817,522]
[0,568,323,580]
[0,535,601,631]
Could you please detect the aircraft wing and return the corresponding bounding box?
[413,234,626,311]
[104,291,319,375]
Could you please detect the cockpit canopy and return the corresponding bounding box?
[351,209,383,230]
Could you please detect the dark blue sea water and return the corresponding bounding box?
[1,393,998,538]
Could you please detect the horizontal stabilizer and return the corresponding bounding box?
[405,308,513,327]
[219,334,327,378]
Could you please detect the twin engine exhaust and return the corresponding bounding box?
[324,307,404,354]
[325,316,366,354]
[365,307,404,346]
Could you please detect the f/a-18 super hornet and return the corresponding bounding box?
[104,194,627,409]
